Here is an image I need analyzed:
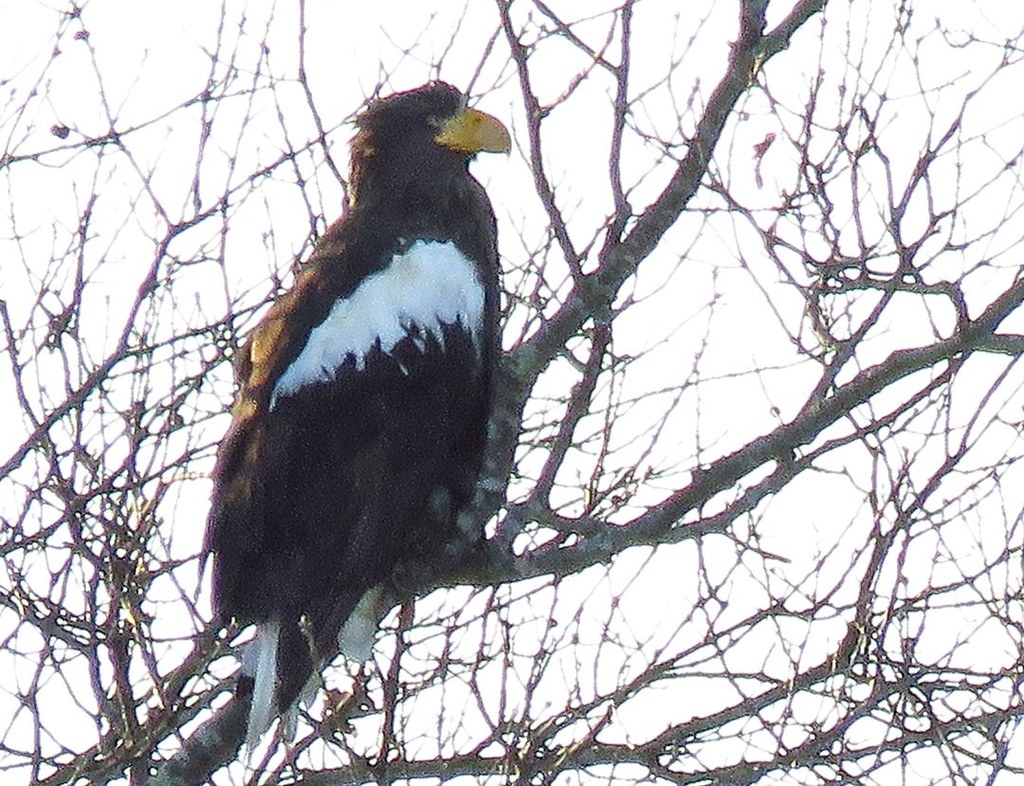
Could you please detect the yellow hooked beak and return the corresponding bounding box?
[435,107,511,155]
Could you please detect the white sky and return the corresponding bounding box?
[1,0,1024,783]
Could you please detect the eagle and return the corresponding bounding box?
[205,82,509,739]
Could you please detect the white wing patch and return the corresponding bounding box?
[270,240,485,408]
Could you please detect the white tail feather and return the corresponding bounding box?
[245,617,280,749]
[338,587,385,663]
[242,592,389,750]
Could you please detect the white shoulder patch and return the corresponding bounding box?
[270,240,485,407]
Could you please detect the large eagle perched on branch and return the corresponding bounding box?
[205,82,509,739]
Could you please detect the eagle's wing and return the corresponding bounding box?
[207,238,491,712]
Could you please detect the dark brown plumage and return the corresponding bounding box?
[205,82,509,738]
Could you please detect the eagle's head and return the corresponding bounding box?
[348,82,510,206]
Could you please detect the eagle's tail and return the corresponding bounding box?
[243,616,281,749]
[241,588,378,748]
[242,615,319,749]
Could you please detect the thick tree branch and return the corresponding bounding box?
[453,273,1024,586]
